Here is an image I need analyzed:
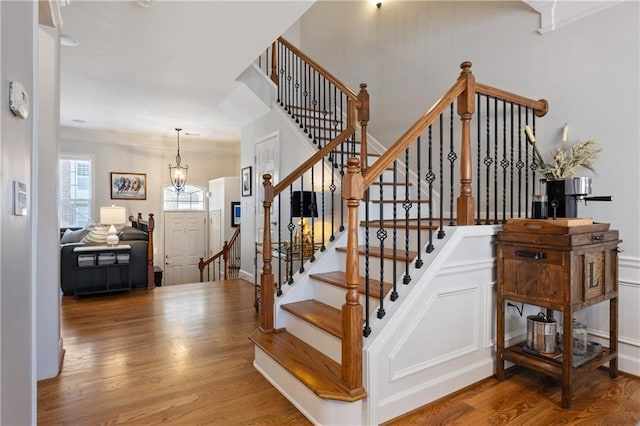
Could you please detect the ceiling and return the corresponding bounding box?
[58,1,314,147]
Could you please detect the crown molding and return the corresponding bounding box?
[522,0,623,34]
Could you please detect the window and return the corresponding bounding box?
[59,156,92,227]
[163,184,205,211]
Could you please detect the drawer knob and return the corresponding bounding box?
[591,234,605,242]
[515,250,547,260]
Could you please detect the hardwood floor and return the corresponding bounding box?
[38,280,640,425]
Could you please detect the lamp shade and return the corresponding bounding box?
[291,191,318,218]
[100,206,127,226]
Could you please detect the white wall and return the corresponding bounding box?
[36,25,62,381]
[1,1,36,423]
[298,1,640,374]
[61,127,240,268]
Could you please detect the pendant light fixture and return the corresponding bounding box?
[169,128,188,192]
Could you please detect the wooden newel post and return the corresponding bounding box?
[260,174,275,332]
[456,61,476,226]
[357,83,370,172]
[222,241,229,280]
[341,158,365,393]
[147,213,155,289]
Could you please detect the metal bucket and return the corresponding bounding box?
[526,312,557,353]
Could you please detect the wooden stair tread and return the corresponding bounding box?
[362,219,439,230]
[249,329,367,402]
[281,300,342,338]
[336,245,417,261]
[310,270,392,299]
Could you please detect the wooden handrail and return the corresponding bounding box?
[476,82,548,117]
[271,112,357,198]
[363,80,466,187]
[278,37,359,101]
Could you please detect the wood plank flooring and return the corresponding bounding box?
[38,280,640,425]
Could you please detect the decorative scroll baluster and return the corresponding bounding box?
[402,148,411,285]
[517,105,524,217]
[500,101,508,223]
[438,113,446,238]
[448,103,456,228]
[493,97,499,224]
[390,160,399,301]
[425,129,435,254]
[287,186,295,284]
[377,173,386,319]
[484,95,492,224]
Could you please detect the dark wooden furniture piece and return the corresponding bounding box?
[495,218,620,409]
[73,245,132,296]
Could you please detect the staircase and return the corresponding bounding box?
[247,38,549,425]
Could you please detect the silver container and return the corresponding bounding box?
[526,312,557,353]
[564,176,592,199]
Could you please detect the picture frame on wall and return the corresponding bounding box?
[110,172,147,200]
[231,201,241,227]
[241,166,252,197]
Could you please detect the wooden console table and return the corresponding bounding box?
[495,219,620,408]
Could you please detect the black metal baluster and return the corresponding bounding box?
[426,128,435,253]
[310,167,316,263]
[416,132,424,265]
[476,95,482,225]
[321,151,326,252]
[438,113,445,239]
[517,105,524,217]
[277,43,283,105]
[448,103,456,227]
[329,157,336,241]
[501,100,508,223]
[484,95,492,224]
[402,148,411,285]
[292,55,299,124]
[277,196,283,296]
[390,161,399,301]
[339,91,345,233]
[299,177,305,274]
[287,186,295,284]
[377,173,386,318]
[304,63,309,135]
[494,97,499,224]
[363,187,371,337]
[510,102,515,218]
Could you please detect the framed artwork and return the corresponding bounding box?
[110,172,147,200]
[241,166,252,197]
[231,201,241,227]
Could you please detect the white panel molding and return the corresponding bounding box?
[388,285,480,381]
[484,281,496,349]
[438,257,495,276]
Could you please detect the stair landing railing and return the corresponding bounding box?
[199,224,241,282]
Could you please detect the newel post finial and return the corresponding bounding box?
[460,61,472,74]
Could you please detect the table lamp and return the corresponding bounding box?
[291,191,318,251]
[100,205,127,246]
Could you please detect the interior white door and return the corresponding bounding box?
[164,211,206,285]
[255,133,280,244]
[209,210,222,256]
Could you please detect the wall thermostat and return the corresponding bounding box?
[9,81,29,119]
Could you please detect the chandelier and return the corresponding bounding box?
[169,128,188,192]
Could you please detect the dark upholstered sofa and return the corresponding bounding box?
[60,225,150,295]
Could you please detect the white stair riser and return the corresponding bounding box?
[283,310,342,363]
[357,226,432,246]
[312,279,371,309]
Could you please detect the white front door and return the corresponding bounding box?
[164,211,206,285]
